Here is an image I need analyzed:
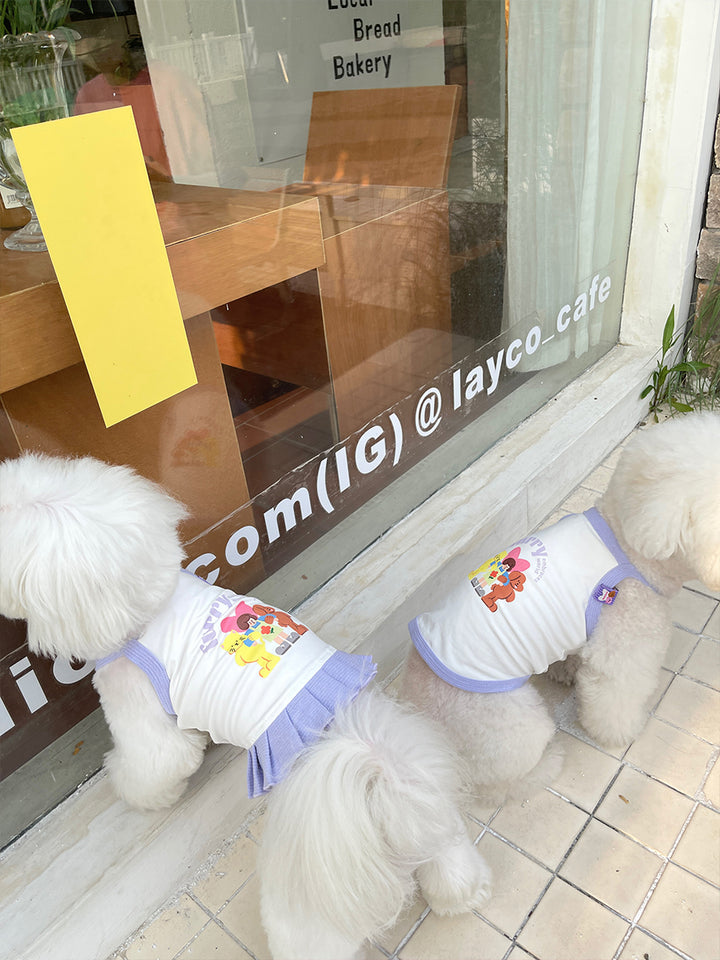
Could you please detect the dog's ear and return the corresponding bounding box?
[0,453,188,661]
[606,436,688,560]
[605,413,720,586]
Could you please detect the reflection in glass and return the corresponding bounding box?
[0,0,654,849]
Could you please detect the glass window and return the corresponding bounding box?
[0,0,652,846]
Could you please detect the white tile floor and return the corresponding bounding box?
[108,437,720,960]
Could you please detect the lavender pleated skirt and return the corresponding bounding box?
[246,650,377,797]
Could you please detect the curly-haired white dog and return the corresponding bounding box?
[401,412,720,801]
[0,453,491,960]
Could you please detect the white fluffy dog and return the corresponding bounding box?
[401,412,720,801]
[0,453,491,960]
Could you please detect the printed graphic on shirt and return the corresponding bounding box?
[199,593,236,653]
[215,601,309,677]
[468,537,549,613]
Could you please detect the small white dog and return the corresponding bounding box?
[0,453,491,960]
[401,412,720,801]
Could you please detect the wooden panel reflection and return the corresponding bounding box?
[304,86,460,189]
[2,313,254,546]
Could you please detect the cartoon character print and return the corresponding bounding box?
[219,601,308,677]
[468,546,531,612]
[251,604,308,655]
[469,551,506,597]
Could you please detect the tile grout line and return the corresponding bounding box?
[656,853,720,892]
[476,774,612,953]
[629,929,695,960]
[598,668,719,960]
[490,868,555,958]
[116,571,717,959]
[386,904,432,959]
[178,885,260,960]
[610,798,703,960]
[190,905,261,960]
[677,671,720,695]
[465,732,673,953]
[547,732,628,773]
[644,710,720,750]
[189,865,258,918]
[167,914,215,960]
[152,734,715,956]
[618,748,720,809]
[698,745,720,806]
[386,579,715,957]
[490,719,714,960]
[504,764,626,950]
[480,821,566,876]
[679,584,720,602]
[464,910,514,955]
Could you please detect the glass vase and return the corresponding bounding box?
[0,30,78,252]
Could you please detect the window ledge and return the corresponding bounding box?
[1,342,654,960]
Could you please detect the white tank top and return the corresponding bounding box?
[409,511,652,692]
[97,571,334,747]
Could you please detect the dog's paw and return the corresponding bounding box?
[418,843,492,916]
[423,866,493,917]
[546,655,580,686]
[577,692,647,750]
[105,752,190,810]
[103,733,206,811]
[580,719,637,751]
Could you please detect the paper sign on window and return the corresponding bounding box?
[11,107,197,427]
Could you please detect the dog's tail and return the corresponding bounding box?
[259,686,480,954]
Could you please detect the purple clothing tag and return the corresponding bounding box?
[583,508,659,635]
[594,584,619,604]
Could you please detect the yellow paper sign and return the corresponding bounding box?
[12,107,197,426]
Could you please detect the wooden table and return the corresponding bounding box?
[0,181,324,547]
[1,178,452,547]
[0,182,324,394]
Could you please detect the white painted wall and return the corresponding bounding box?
[621,0,720,349]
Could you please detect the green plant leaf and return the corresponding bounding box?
[670,362,696,373]
[2,88,68,126]
[1,0,87,34]
[661,306,676,355]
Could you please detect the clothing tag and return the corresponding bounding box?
[594,584,618,604]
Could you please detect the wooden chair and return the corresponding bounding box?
[214,85,461,443]
[303,85,461,188]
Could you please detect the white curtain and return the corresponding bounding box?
[505,0,652,366]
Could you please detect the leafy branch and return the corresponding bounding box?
[685,271,720,409]
[1,0,79,34]
[640,305,711,419]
